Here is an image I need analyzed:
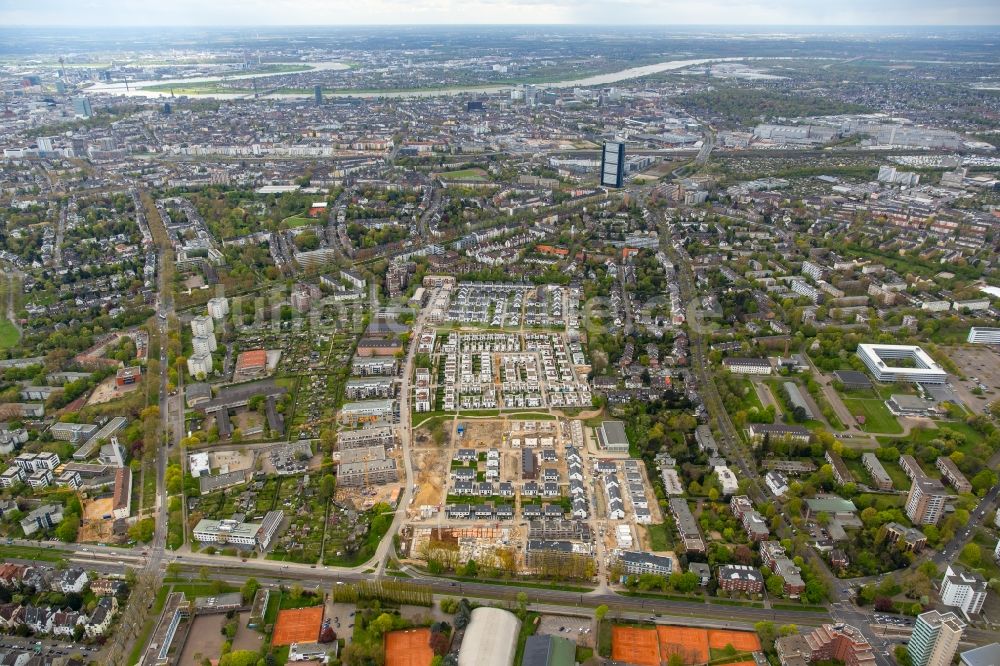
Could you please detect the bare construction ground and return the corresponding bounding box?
[412,447,446,508]
[79,496,115,542]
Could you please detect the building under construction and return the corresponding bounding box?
[337,445,398,487]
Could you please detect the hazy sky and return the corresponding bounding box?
[1,0,999,26]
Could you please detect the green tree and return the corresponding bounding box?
[516,592,528,618]
[55,516,80,542]
[961,543,981,567]
[766,575,785,597]
[241,578,260,604]
[595,604,608,625]
[369,612,396,637]
[319,475,335,502]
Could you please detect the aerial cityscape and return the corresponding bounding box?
[0,10,998,666]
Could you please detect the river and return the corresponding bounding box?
[85,56,748,100]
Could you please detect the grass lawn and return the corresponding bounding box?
[874,459,911,489]
[0,318,19,348]
[644,523,671,551]
[841,397,902,434]
[269,645,290,664]
[742,378,765,411]
[437,168,490,182]
[708,598,765,608]
[280,214,315,229]
[263,591,282,624]
[513,612,540,666]
[0,544,67,562]
[169,582,236,597]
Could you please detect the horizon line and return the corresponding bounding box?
[3,23,1000,28]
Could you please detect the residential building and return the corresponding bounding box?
[825,450,853,486]
[940,565,988,616]
[936,457,972,494]
[721,357,773,375]
[207,297,229,320]
[908,611,965,666]
[905,477,948,525]
[776,624,875,666]
[337,446,399,487]
[765,470,789,497]
[20,504,63,536]
[760,541,805,597]
[878,522,927,552]
[187,351,213,377]
[668,498,705,553]
[717,564,764,594]
[862,453,893,490]
[618,551,673,578]
[747,423,811,443]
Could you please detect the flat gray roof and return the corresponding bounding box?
[600,421,629,446]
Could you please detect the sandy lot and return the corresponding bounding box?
[413,448,446,508]
[209,449,254,474]
[86,376,139,406]
[79,496,115,542]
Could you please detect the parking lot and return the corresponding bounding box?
[536,613,594,648]
[943,345,1000,413]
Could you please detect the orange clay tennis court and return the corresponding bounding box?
[612,626,660,666]
[657,625,711,664]
[707,629,761,653]
[385,628,434,666]
[271,606,324,646]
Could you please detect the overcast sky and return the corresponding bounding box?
[1,0,998,26]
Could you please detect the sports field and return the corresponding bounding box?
[272,606,324,646]
[707,629,761,653]
[612,625,761,666]
[658,625,710,664]
[385,628,434,666]
[611,626,660,666]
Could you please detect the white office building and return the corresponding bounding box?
[856,344,947,384]
[967,328,1000,345]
